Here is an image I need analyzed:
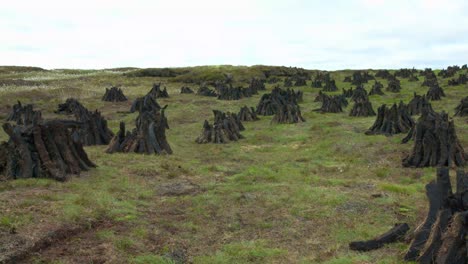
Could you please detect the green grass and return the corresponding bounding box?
[0,66,466,263]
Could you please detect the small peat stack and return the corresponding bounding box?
[454,96,468,117]
[408,75,419,82]
[448,74,468,86]
[148,83,169,98]
[293,77,307,86]
[404,168,467,263]
[314,94,346,113]
[314,91,326,102]
[407,93,432,116]
[323,77,338,92]
[237,106,259,121]
[402,109,466,167]
[365,103,415,136]
[195,110,244,144]
[386,79,401,93]
[375,70,392,79]
[271,102,305,124]
[343,76,352,82]
[130,94,162,113]
[438,65,460,78]
[217,85,253,100]
[284,77,293,87]
[351,71,373,85]
[311,77,322,88]
[369,81,385,96]
[57,98,114,146]
[6,101,42,125]
[0,121,95,181]
[426,84,446,101]
[349,94,376,117]
[106,107,172,154]
[342,88,353,98]
[180,86,194,94]
[267,76,280,84]
[422,75,439,87]
[249,78,266,93]
[102,87,127,102]
[196,85,217,97]
[351,85,368,102]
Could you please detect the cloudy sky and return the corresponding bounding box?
[1,0,468,70]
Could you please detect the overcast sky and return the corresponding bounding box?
[1,0,468,70]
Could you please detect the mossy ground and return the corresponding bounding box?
[0,66,466,263]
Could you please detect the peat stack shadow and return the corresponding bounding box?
[369,81,385,96]
[180,86,194,94]
[106,106,172,154]
[365,102,414,136]
[402,108,466,167]
[148,83,169,98]
[238,106,259,122]
[426,84,446,101]
[404,168,467,263]
[454,96,468,117]
[0,120,95,181]
[407,93,432,116]
[57,98,114,146]
[6,101,42,125]
[102,87,127,102]
[195,110,244,144]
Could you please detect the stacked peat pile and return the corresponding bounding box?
[422,74,438,87]
[314,94,346,113]
[249,78,266,93]
[448,74,468,86]
[293,76,307,86]
[351,71,373,85]
[267,76,281,84]
[314,91,326,102]
[106,106,172,154]
[148,83,169,98]
[454,96,468,117]
[349,93,376,117]
[420,68,436,79]
[284,77,293,87]
[369,81,385,95]
[102,87,127,102]
[180,86,194,94]
[408,74,419,82]
[130,94,162,113]
[195,110,244,144]
[197,85,217,97]
[0,120,95,181]
[342,87,354,98]
[343,76,352,82]
[323,75,338,92]
[386,78,401,93]
[216,84,253,100]
[395,68,417,79]
[57,98,114,146]
[351,85,368,102]
[271,101,305,124]
[426,83,446,101]
[438,65,460,78]
[238,106,259,121]
[311,78,322,88]
[407,93,432,115]
[256,87,303,116]
[375,70,392,79]
[365,102,414,136]
[402,108,466,167]
[403,167,467,263]
[6,101,42,125]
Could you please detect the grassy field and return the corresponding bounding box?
[0,66,466,263]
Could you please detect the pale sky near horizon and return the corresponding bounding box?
[1,0,468,70]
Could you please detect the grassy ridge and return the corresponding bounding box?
[0,66,466,263]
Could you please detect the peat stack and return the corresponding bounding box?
[349,92,376,117]
[402,109,466,167]
[267,76,281,84]
[404,168,467,263]
[217,84,253,100]
[314,90,326,102]
[351,71,373,85]
[454,96,468,117]
[130,94,162,113]
[365,103,414,136]
[106,106,172,154]
[375,70,392,79]
[351,85,368,102]
[197,85,217,97]
[408,75,419,82]
[195,110,244,144]
[422,75,438,87]
[148,83,169,98]
[311,78,322,88]
[448,74,468,86]
[6,101,42,125]
[342,88,354,98]
[249,78,266,93]
[180,86,194,94]
[395,68,416,79]
[271,102,305,124]
[323,78,338,92]
[256,87,303,116]
[284,77,293,87]
[420,68,436,79]
[386,79,401,93]
[102,87,127,102]
[407,93,432,116]
[293,76,307,86]
[426,84,446,101]
[438,65,460,78]
[343,76,352,82]
[369,81,385,95]
[238,106,259,121]
[314,94,345,113]
[57,98,114,146]
[0,120,95,181]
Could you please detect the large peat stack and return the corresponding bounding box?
[6,101,42,125]
[402,109,466,167]
[102,87,127,102]
[195,110,244,144]
[454,96,468,117]
[365,103,414,136]
[0,121,95,181]
[256,87,303,116]
[404,168,467,263]
[407,93,432,116]
[106,106,172,154]
[271,102,305,124]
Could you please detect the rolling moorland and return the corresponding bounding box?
[0,65,466,263]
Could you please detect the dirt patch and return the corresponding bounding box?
[156,180,203,196]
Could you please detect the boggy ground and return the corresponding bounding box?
[0,66,466,263]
